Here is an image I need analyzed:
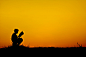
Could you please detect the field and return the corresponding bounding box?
[0,45,85,50]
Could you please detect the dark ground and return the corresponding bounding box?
[0,46,85,55]
[0,45,86,50]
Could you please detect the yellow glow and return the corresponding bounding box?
[0,0,86,47]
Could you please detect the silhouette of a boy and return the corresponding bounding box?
[11,29,23,46]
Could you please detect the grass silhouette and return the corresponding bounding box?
[0,45,86,50]
[0,42,85,50]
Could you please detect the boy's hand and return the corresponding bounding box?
[18,36,20,38]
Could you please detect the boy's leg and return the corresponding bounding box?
[17,38,23,46]
[12,42,17,46]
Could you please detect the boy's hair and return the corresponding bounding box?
[14,29,19,32]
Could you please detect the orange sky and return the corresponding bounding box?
[0,0,86,48]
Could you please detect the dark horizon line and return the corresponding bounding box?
[0,45,86,49]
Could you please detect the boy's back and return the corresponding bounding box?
[11,33,18,42]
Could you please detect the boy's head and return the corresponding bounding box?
[14,29,19,34]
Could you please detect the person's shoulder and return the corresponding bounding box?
[12,33,16,36]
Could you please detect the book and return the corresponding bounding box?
[18,31,24,38]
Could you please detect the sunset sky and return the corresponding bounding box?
[0,0,86,48]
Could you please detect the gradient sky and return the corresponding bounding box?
[0,0,86,48]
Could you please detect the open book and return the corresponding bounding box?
[18,31,24,38]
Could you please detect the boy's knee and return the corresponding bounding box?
[20,38,23,42]
[22,39,23,41]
